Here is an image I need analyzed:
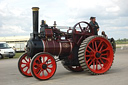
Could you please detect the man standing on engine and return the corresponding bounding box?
[89,17,99,35]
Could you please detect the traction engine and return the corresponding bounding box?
[18,7,116,80]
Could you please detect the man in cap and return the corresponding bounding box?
[89,17,99,35]
[40,20,48,38]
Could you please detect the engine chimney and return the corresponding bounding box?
[32,7,39,39]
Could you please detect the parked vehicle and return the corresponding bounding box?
[14,43,26,52]
[0,42,15,59]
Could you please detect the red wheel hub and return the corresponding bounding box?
[31,53,56,80]
[84,37,114,74]
[18,53,32,77]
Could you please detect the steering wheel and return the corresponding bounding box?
[72,21,94,43]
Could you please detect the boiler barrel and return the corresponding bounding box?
[42,40,72,56]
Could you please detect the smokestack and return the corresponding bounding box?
[32,7,39,39]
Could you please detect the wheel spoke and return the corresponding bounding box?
[88,46,95,52]
[42,56,45,63]
[21,62,27,65]
[78,23,83,32]
[86,50,91,54]
[99,44,104,52]
[96,59,98,70]
[46,69,50,74]
[26,68,29,72]
[97,60,103,69]
[47,67,53,70]
[42,70,44,77]
[101,53,108,56]
[37,58,42,64]
[24,58,28,63]
[93,60,95,70]
[101,47,109,52]
[28,58,31,63]
[47,63,52,66]
[87,58,91,63]
[101,57,109,62]
[88,58,95,66]
[100,58,104,64]
[92,42,94,49]
[33,62,39,67]
[86,55,94,57]
[36,67,41,74]
[98,40,103,49]
[22,65,27,69]
[45,57,49,63]
[95,41,98,51]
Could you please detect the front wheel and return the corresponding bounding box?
[30,52,56,80]
[18,53,32,77]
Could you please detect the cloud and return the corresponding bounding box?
[0,0,32,36]
[0,0,127,40]
[64,0,128,39]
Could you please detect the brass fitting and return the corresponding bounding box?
[32,7,39,11]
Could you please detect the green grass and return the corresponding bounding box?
[14,52,24,58]
[116,41,128,44]
[0,52,24,60]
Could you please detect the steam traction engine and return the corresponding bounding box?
[18,7,116,80]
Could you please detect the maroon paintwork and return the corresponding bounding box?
[40,21,94,57]
[42,40,72,56]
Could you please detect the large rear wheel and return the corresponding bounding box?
[30,52,56,80]
[18,53,32,77]
[78,36,114,75]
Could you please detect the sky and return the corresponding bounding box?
[0,0,128,40]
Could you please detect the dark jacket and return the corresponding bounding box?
[89,21,99,35]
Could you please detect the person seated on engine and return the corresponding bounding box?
[40,20,48,32]
[89,17,99,35]
[40,20,48,38]
[102,31,108,38]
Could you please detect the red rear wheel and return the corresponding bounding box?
[31,52,56,80]
[18,53,32,77]
[78,36,114,74]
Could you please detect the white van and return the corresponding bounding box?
[0,42,15,59]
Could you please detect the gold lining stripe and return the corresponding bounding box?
[42,40,45,52]
[59,42,62,55]
[67,39,72,53]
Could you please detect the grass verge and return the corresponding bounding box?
[0,52,24,60]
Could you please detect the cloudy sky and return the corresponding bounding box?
[0,0,128,40]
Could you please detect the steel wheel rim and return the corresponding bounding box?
[19,53,32,76]
[84,37,113,74]
[32,53,56,80]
